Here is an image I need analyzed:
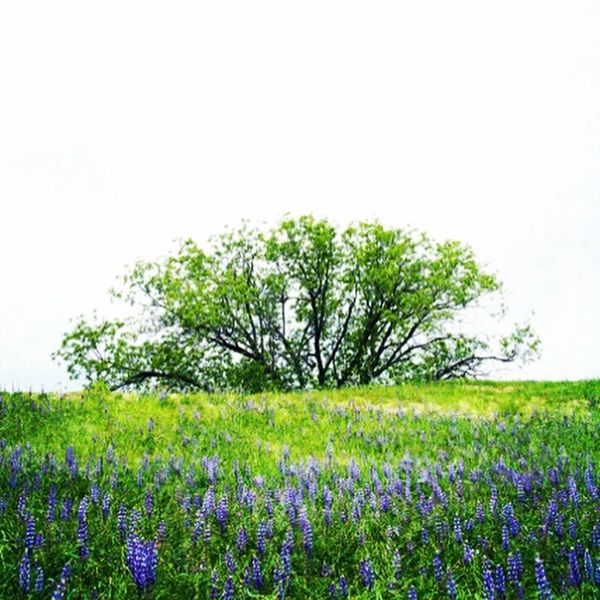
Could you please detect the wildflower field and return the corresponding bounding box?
[1,381,600,599]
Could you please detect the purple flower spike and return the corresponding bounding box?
[568,547,582,587]
[534,556,552,600]
[18,552,31,593]
[126,532,158,593]
[359,558,375,590]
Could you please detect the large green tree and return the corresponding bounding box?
[55,216,539,391]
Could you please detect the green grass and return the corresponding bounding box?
[1,380,599,598]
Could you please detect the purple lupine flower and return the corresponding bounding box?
[489,485,498,514]
[393,549,402,581]
[117,504,127,538]
[77,497,89,559]
[50,564,71,600]
[145,488,153,516]
[482,562,495,600]
[476,502,484,524]
[102,492,111,520]
[201,486,215,517]
[157,520,167,542]
[463,543,474,564]
[223,576,234,600]
[209,569,219,600]
[501,525,509,552]
[203,521,212,547]
[568,476,579,505]
[495,565,506,599]
[568,518,577,540]
[130,509,142,532]
[280,530,294,578]
[126,532,158,592]
[243,563,253,588]
[509,515,520,538]
[593,523,600,548]
[251,555,263,590]
[273,566,286,600]
[554,515,564,538]
[453,517,462,544]
[447,571,457,599]
[507,552,523,584]
[47,485,57,523]
[257,521,267,556]
[339,575,349,598]
[545,500,557,525]
[192,512,204,544]
[51,581,65,600]
[90,483,100,504]
[568,547,582,587]
[299,507,313,555]
[535,556,552,600]
[359,558,375,590]
[516,479,525,502]
[407,585,417,600]
[216,496,228,533]
[584,549,593,582]
[17,492,28,518]
[433,554,443,583]
[25,514,36,551]
[434,517,444,542]
[584,465,598,498]
[34,566,44,593]
[236,526,248,554]
[65,447,77,477]
[18,552,31,593]
[225,551,236,574]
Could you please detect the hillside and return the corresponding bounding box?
[1,381,599,598]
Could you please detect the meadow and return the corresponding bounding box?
[1,380,600,599]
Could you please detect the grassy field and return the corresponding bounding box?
[1,380,599,598]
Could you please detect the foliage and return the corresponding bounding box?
[0,381,598,598]
[55,216,539,391]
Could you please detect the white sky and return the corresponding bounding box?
[1,1,599,391]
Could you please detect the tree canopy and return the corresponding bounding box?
[55,216,539,392]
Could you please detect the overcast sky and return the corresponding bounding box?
[1,1,599,391]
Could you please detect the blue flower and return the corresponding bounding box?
[18,552,30,593]
[534,556,552,600]
[222,576,234,600]
[567,547,581,587]
[447,571,457,600]
[34,566,44,593]
[216,496,229,533]
[359,558,375,590]
[338,575,349,598]
[126,532,158,592]
[433,554,443,583]
[77,497,89,559]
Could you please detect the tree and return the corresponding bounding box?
[54,216,539,392]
